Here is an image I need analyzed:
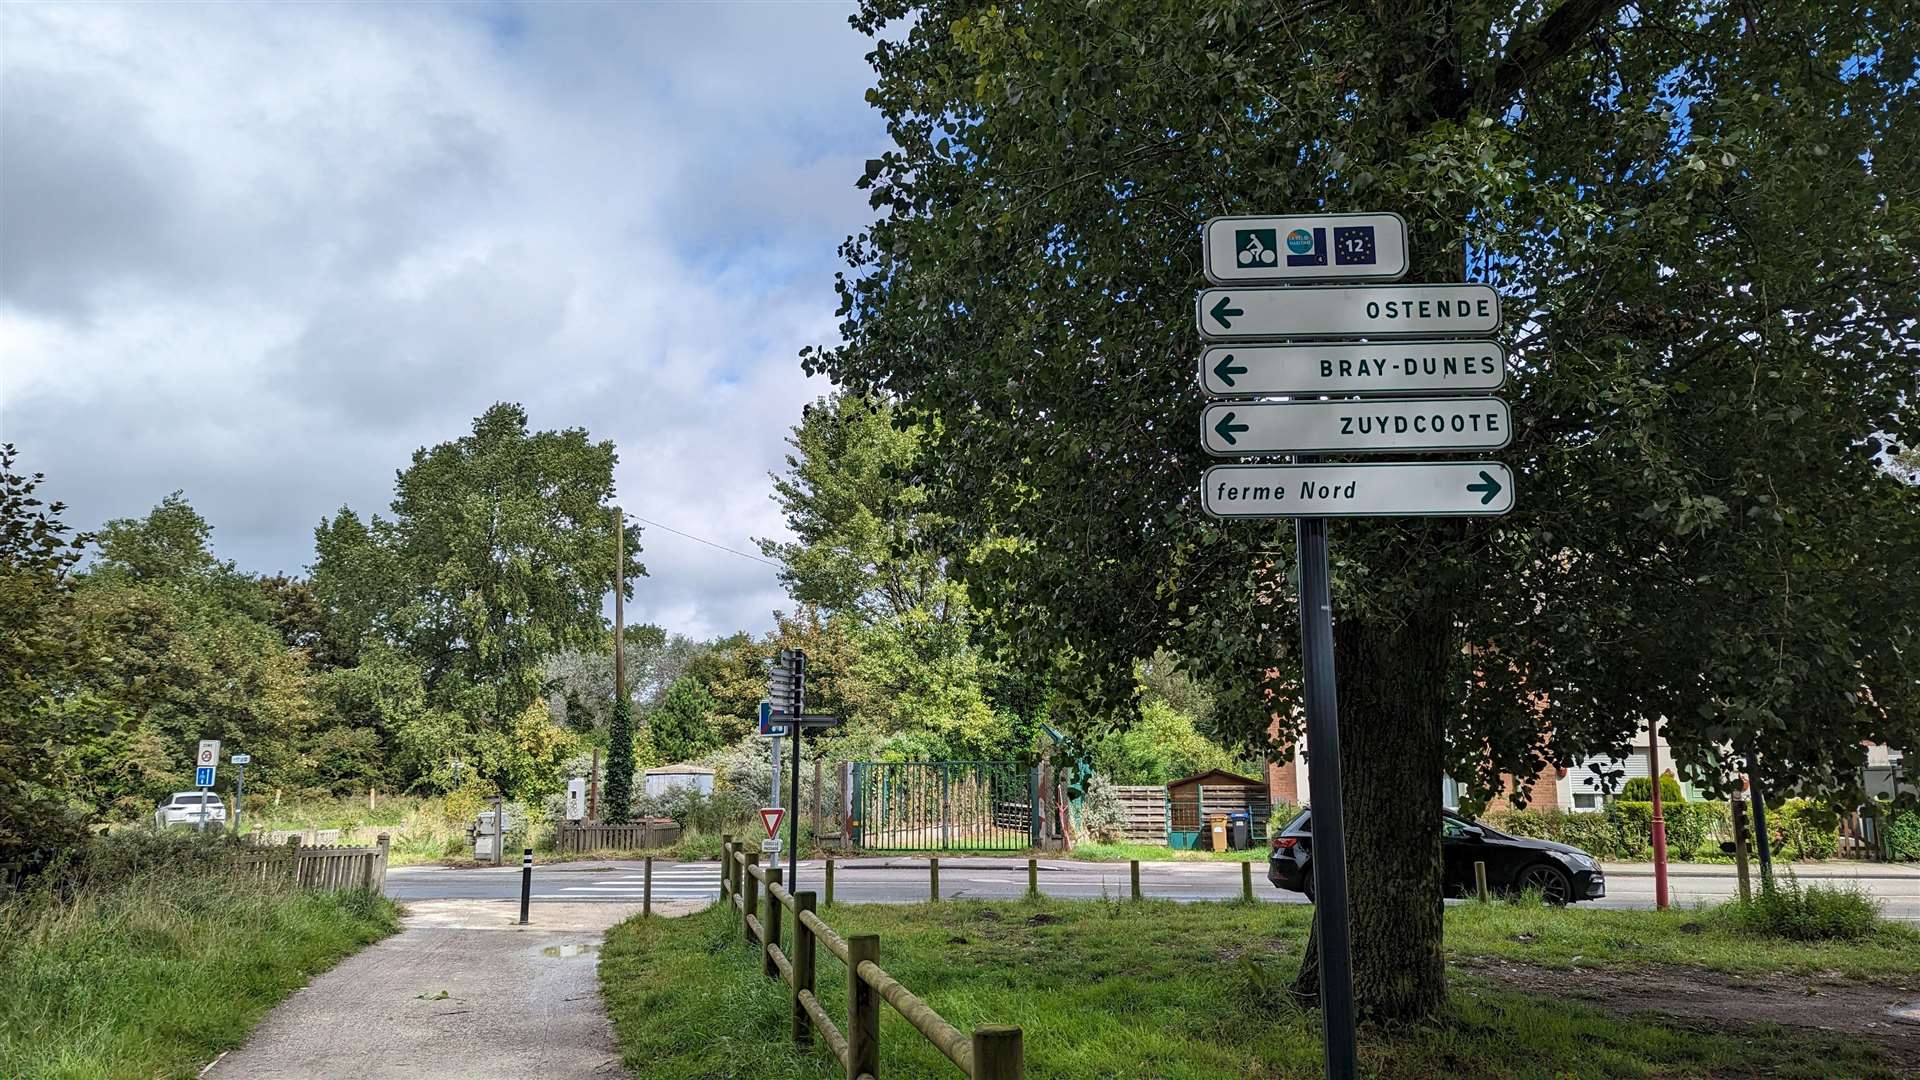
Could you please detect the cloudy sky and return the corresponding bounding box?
[1,2,888,639]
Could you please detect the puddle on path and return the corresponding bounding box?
[1888,999,1920,1025]
[539,943,598,958]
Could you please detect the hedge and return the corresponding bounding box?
[1480,801,1734,861]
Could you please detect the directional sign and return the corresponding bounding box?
[1196,283,1500,341]
[195,766,216,788]
[1203,212,1409,284]
[760,807,786,839]
[1197,341,1505,398]
[1201,397,1511,456]
[196,740,220,768]
[757,700,789,737]
[1202,462,1515,518]
[229,753,251,765]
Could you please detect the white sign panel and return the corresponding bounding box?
[1197,341,1505,397]
[229,753,251,765]
[1202,212,1409,284]
[196,740,221,768]
[761,838,784,855]
[1196,283,1501,341]
[1201,397,1511,456]
[1203,462,1515,518]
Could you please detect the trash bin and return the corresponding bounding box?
[1208,814,1229,852]
[1228,811,1251,850]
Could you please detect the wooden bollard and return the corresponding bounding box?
[643,855,653,918]
[1241,860,1254,903]
[791,891,817,1044]
[825,857,835,907]
[847,934,881,1078]
[763,867,783,979]
[972,1024,1025,1080]
[1130,859,1141,901]
[1474,860,1489,902]
[930,857,940,901]
[743,852,760,943]
[1027,857,1038,899]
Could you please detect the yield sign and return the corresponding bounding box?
[760,807,785,839]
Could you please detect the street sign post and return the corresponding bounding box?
[1192,211,1516,1080]
[1196,283,1500,340]
[1197,341,1505,397]
[1202,212,1409,284]
[1203,462,1514,518]
[761,807,786,840]
[229,754,251,834]
[1201,397,1511,456]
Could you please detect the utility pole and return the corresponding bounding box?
[614,505,626,720]
[1646,717,1670,910]
[1750,760,1775,890]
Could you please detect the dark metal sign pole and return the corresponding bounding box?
[789,652,804,888]
[1296,509,1357,1080]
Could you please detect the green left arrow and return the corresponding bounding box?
[1212,353,1248,388]
[1213,411,1251,445]
[1209,295,1244,330]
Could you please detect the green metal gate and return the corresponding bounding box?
[850,761,1035,851]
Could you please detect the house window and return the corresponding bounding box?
[1572,793,1603,811]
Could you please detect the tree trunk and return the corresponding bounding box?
[1291,602,1451,1021]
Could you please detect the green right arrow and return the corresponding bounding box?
[1213,411,1251,445]
[1466,470,1503,505]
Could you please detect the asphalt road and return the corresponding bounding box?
[386,857,1920,921]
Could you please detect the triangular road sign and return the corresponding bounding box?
[760,807,785,839]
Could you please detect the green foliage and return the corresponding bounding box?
[648,677,721,765]
[1076,772,1128,844]
[0,840,396,1079]
[1884,802,1920,862]
[1481,802,1736,862]
[1773,800,1840,861]
[604,696,636,824]
[1721,877,1884,941]
[0,446,98,873]
[1091,700,1245,785]
[1621,775,1686,804]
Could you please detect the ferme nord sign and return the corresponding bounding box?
[1197,340,1506,397]
[1203,462,1515,519]
[1196,283,1501,341]
[1201,397,1512,456]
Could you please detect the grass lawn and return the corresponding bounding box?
[601,898,1917,1079]
[0,871,399,1080]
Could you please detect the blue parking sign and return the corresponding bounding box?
[196,766,215,787]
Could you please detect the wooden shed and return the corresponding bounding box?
[1165,769,1271,849]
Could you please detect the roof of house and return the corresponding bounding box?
[643,764,715,776]
[1165,768,1264,790]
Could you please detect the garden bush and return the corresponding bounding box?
[1721,876,1882,940]
[1619,774,1686,803]
[1773,800,1839,860]
[1076,773,1128,844]
[1882,802,1920,861]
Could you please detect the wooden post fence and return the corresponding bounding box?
[731,847,1023,1078]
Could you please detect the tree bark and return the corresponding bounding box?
[1291,600,1451,1021]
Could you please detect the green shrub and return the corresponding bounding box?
[1558,811,1623,859]
[1606,802,1654,858]
[1721,876,1882,940]
[1483,807,1561,841]
[1077,773,1128,844]
[1620,774,1685,803]
[1773,800,1839,860]
[1659,803,1710,861]
[1882,803,1920,861]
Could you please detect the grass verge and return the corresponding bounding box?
[602,898,1909,1079]
[0,865,398,1079]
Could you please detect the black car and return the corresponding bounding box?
[1267,807,1606,904]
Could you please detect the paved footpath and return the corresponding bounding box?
[202,899,694,1080]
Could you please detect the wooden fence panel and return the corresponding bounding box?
[554,819,683,853]
[228,835,389,893]
[1112,786,1169,843]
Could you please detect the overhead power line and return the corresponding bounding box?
[629,513,783,569]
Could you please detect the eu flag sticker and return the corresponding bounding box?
[1332,226,1377,265]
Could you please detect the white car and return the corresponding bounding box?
[155,792,227,829]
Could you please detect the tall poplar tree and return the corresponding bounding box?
[814,1,1920,1020]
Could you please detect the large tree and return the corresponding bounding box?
[814,0,1919,1021]
[314,403,644,791]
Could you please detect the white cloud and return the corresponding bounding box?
[0,1,881,636]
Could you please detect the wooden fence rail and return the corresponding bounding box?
[554,819,683,853]
[230,834,390,893]
[719,835,1023,1079]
